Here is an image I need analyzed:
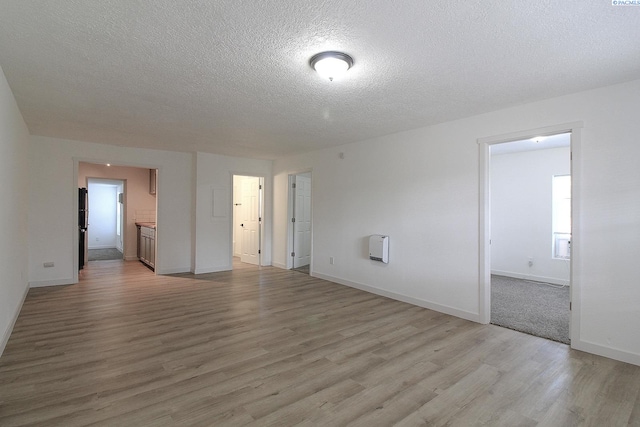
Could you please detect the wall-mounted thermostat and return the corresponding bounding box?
[369,235,389,263]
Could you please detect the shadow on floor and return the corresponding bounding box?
[293,264,310,275]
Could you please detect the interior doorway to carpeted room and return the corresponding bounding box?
[489,133,571,344]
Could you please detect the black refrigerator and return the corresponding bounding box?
[79,187,88,270]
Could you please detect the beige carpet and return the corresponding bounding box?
[88,248,123,261]
[491,275,570,344]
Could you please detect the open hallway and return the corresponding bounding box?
[1,261,639,426]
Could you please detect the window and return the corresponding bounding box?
[552,175,571,259]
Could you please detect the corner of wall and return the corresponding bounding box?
[0,64,30,357]
[0,285,29,357]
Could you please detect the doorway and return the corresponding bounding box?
[289,172,312,273]
[478,123,581,343]
[87,178,125,261]
[77,162,158,278]
[232,175,264,266]
[489,133,571,343]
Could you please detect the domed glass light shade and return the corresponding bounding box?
[310,51,354,81]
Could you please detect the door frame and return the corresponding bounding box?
[85,177,126,256]
[478,121,583,346]
[231,173,265,267]
[73,158,161,281]
[287,170,313,271]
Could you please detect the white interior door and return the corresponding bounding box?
[240,177,260,265]
[116,183,124,252]
[293,175,312,268]
[116,192,123,252]
[233,178,241,257]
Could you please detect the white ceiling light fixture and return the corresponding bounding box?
[310,51,354,81]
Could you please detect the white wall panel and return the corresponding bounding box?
[0,65,30,356]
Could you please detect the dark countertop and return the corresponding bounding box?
[135,222,156,229]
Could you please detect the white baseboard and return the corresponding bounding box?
[491,269,569,286]
[193,265,232,275]
[87,245,119,250]
[157,267,191,275]
[312,272,480,323]
[29,278,75,288]
[572,339,640,367]
[271,262,287,270]
[0,284,29,357]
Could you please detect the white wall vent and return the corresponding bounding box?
[369,235,389,263]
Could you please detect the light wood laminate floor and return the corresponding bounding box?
[1,259,639,426]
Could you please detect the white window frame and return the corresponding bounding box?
[552,174,571,259]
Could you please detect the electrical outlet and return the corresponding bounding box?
[43,262,54,268]
[528,257,534,267]
[330,257,335,265]
[96,237,100,241]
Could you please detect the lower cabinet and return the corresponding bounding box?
[137,225,155,270]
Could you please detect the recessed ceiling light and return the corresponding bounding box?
[310,51,354,81]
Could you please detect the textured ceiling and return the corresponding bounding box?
[1,1,639,160]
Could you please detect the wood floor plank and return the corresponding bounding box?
[1,259,639,426]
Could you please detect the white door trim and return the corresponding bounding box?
[287,170,313,271]
[231,173,266,268]
[292,175,312,269]
[478,121,583,348]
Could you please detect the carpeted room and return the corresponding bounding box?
[489,135,572,344]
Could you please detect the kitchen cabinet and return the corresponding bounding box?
[137,224,155,270]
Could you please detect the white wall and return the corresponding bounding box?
[193,152,272,273]
[4,70,638,368]
[491,147,571,284]
[273,79,640,366]
[87,183,118,249]
[79,164,157,260]
[0,65,30,356]
[29,136,193,285]
[275,130,481,320]
[28,140,272,284]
